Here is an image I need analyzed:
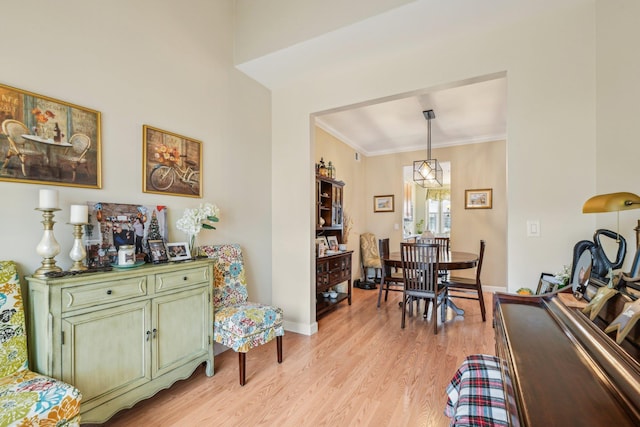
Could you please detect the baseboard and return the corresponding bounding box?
[283,319,317,336]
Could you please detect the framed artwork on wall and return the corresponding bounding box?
[0,82,102,188]
[142,124,202,198]
[374,195,394,212]
[465,188,493,209]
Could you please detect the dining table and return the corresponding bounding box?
[22,134,72,165]
[380,250,478,315]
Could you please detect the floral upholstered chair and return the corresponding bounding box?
[0,261,82,426]
[201,244,284,386]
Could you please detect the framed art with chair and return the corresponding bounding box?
[0,82,101,188]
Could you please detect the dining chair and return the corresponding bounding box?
[360,232,382,287]
[400,242,448,334]
[56,133,91,182]
[419,236,450,280]
[445,240,486,321]
[1,119,45,176]
[201,244,284,386]
[377,237,404,307]
[0,260,82,426]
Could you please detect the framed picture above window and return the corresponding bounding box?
[465,189,492,209]
[374,195,395,212]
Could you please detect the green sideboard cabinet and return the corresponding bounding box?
[26,260,214,424]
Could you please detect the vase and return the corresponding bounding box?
[189,234,198,259]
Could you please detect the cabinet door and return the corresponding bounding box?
[152,286,210,378]
[61,300,151,406]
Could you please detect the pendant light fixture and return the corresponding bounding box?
[413,109,443,188]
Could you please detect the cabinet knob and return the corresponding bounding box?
[183,276,188,281]
[146,331,151,341]
[106,289,112,295]
[152,328,157,339]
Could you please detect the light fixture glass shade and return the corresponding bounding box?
[413,158,443,188]
[582,192,640,213]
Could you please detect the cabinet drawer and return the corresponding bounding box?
[155,266,210,292]
[62,277,147,312]
[329,270,349,283]
[317,273,330,287]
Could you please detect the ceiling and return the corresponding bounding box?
[239,1,592,158]
[314,75,507,157]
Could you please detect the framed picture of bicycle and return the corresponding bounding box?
[0,82,101,188]
[142,124,202,198]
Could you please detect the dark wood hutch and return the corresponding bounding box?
[315,174,352,319]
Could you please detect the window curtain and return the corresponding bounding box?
[426,187,450,201]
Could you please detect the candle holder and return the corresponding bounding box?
[68,223,88,271]
[33,208,62,278]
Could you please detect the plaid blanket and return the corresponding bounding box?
[445,354,510,427]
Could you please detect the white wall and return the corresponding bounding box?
[234,0,416,64]
[595,1,640,250]
[268,3,597,333]
[1,1,274,303]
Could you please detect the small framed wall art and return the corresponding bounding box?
[374,195,395,212]
[142,125,202,198]
[465,189,493,209]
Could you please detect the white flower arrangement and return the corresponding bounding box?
[554,264,571,289]
[176,203,220,253]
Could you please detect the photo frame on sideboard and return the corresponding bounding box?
[167,242,191,261]
[148,240,169,264]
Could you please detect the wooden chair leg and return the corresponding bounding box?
[277,335,283,363]
[477,284,487,321]
[377,278,385,307]
[238,352,246,386]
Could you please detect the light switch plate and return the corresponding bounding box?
[527,220,540,237]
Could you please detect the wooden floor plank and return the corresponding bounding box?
[95,287,495,426]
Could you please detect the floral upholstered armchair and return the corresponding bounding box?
[0,261,82,426]
[200,244,284,386]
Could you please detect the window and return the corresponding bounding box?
[426,192,450,235]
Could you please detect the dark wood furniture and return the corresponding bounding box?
[382,250,478,271]
[400,242,447,334]
[377,238,404,307]
[316,174,344,238]
[446,240,486,321]
[316,251,353,319]
[493,291,640,426]
[316,174,351,319]
[382,250,478,316]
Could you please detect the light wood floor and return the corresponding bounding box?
[98,287,495,426]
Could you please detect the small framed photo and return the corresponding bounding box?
[537,273,562,294]
[167,242,191,261]
[374,195,394,212]
[148,240,168,264]
[465,189,492,209]
[315,237,328,257]
[327,236,339,251]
